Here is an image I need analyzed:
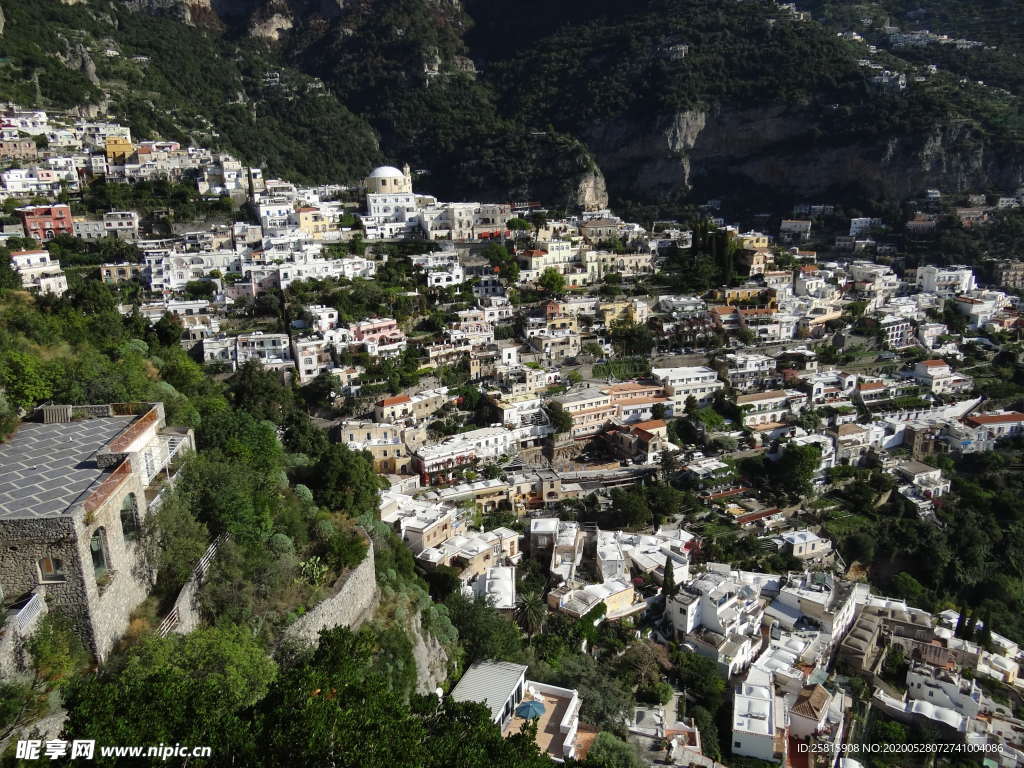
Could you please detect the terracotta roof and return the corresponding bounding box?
[631,419,667,431]
[752,421,787,432]
[966,412,1024,426]
[791,685,831,721]
[858,382,884,391]
[836,423,865,436]
[799,264,820,272]
[920,359,947,367]
[607,382,659,393]
[377,394,411,407]
[736,508,781,525]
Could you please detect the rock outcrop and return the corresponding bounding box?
[119,0,218,26]
[248,7,293,40]
[60,40,100,86]
[587,103,1024,203]
[573,166,608,211]
[407,611,449,694]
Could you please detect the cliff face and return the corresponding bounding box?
[573,167,609,211]
[586,103,1024,203]
[111,0,1024,206]
[407,611,449,695]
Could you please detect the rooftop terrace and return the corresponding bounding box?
[0,415,135,520]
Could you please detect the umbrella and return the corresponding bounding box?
[516,699,546,719]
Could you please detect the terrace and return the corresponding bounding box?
[502,682,581,762]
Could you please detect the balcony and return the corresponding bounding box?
[142,433,190,485]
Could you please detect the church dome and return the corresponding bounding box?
[368,165,405,179]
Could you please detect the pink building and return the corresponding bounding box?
[17,203,73,242]
[350,318,402,345]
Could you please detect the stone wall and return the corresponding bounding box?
[0,590,47,680]
[75,472,153,661]
[284,539,378,645]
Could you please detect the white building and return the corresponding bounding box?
[911,359,973,395]
[450,661,582,761]
[413,426,517,482]
[732,666,786,762]
[667,567,766,676]
[778,530,833,562]
[767,572,857,650]
[906,662,981,718]
[916,265,976,298]
[475,565,517,611]
[200,332,293,371]
[652,366,725,410]
[9,249,67,296]
[722,353,779,392]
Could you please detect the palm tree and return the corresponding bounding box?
[515,592,547,639]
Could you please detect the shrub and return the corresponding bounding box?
[269,533,295,555]
[314,519,337,541]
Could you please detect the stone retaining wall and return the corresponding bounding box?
[284,540,378,645]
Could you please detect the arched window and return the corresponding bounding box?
[90,528,109,580]
[120,493,139,541]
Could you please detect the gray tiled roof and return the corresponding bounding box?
[0,416,135,520]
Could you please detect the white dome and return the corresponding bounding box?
[368,165,404,179]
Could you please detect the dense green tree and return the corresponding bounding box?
[282,408,331,457]
[197,407,284,477]
[481,242,520,282]
[141,489,211,594]
[62,627,275,757]
[671,651,726,713]
[538,267,566,295]
[308,444,383,517]
[533,653,633,730]
[545,402,573,434]
[64,280,118,315]
[584,732,644,768]
[772,443,821,499]
[0,348,52,411]
[179,457,274,545]
[228,360,294,423]
[0,251,20,291]
[445,593,523,664]
[844,531,876,564]
[662,555,676,599]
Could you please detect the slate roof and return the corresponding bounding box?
[0,416,134,520]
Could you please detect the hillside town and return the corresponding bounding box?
[4,103,1024,768]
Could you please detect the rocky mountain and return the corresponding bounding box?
[3,0,1023,212]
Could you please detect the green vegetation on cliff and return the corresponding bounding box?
[2,0,1024,209]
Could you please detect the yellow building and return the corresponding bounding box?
[717,285,776,307]
[598,297,649,326]
[739,232,770,250]
[104,136,135,164]
[297,207,331,240]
